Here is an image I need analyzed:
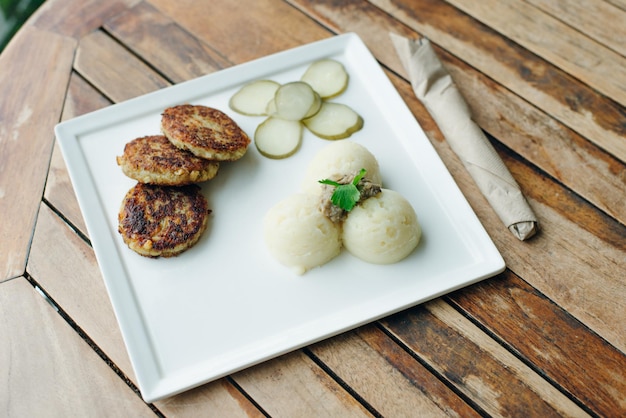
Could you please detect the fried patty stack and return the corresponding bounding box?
[161,104,250,161]
[117,135,220,186]
[116,104,250,257]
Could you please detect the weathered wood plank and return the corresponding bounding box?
[105,2,231,84]
[233,351,372,417]
[61,72,114,123]
[501,151,626,351]
[310,325,482,417]
[45,72,113,235]
[31,0,140,38]
[27,203,264,417]
[0,277,155,417]
[441,50,626,224]
[449,271,626,417]
[74,30,169,103]
[383,300,590,417]
[27,204,134,378]
[446,0,626,106]
[525,0,626,56]
[0,26,76,282]
[366,0,626,164]
[148,0,330,64]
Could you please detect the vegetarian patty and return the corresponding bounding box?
[116,135,219,185]
[161,104,250,161]
[118,183,210,258]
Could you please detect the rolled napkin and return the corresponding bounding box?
[390,33,538,240]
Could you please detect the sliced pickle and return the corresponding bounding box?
[303,102,363,140]
[272,81,321,121]
[229,80,280,116]
[301,59,349,99]
[254,117,303,159]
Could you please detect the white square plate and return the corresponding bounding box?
[55,33,504,402]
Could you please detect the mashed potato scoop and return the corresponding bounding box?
[342,189,421,264]
[263,193,342,275]
[301,141,382,195]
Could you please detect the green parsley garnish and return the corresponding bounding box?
[319,168,367,212]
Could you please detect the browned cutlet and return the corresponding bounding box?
[118,183,210,257]
[116,135,219,186]
[161,104,250,161]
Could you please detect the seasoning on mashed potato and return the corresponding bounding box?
[342,189,421,264]
[301,141,382,195]
[263,193,342,275]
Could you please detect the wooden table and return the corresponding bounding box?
[2,0,625,416]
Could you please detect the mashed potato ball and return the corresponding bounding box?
[263,193,342,275]
[301,141,382,194]
[343,189,421,264]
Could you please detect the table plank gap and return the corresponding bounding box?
[26,203,268,417]
[31,0,141,38]
[232,350,373,417]
[447,271,626,416]
[45,72,114,237]
[103,1,232,84]
[0,26,76,282]
[381,300,591,417]
[0,276,156,416]
[444,0,626,106]
[74,29,170,103]
[147,0,331,64]
[361,0,626,164]
[523,0,626,57]
[434,54,626,226]
[309,325,485,417]
[388,72,626,247]
[22,271,153,408]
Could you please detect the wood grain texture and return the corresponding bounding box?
[233,351,372,417]
[0,26,75,282]
[525,0,626,56]
[310,325,481,417]
[31,0,140,38]
[448,271,626,417]
[45,73,113,235]
[440,51,626,224]
[446,0,626,106]
[368,0,626,164]
[383,300,589,417]
[105,2,231,84]
[28,204,135,378]
[148,0,330,64]
[0,277,155,417]
[74,30,169,102]
[27,204,264,417]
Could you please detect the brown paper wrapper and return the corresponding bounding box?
[390,33,538,240]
